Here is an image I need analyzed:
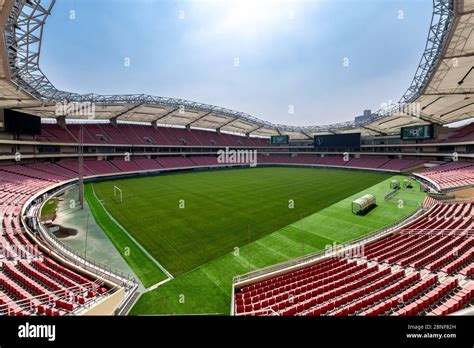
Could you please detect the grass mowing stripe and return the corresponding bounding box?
[91,183,174,280]
[255,240,290,259]
[84,184,168,288]
[199,268,230,296]
[92,167,391,276]
[130,175,425,315]
[288,224,346,243]
[233,254,258,271]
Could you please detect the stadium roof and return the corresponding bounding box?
[0,0,473,139]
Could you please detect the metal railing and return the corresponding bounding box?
[35,217,136,287]
[233,208,425,284]
[384,188,400,201]
[19,183,138,291]
[400,229,474,236]
[235,308,279,316]
[0,276,113,316]
[435,197,474,204]
[384,190,423,207]
[411,174,442,193]
[39,183,137,282]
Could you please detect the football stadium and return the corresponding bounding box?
[0,0,473,335]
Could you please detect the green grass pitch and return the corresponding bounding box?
[86,167,425,314]
[84,184,168,288]
[88,167,391,275]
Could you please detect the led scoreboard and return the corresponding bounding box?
[271,135,289,145]
[314,133,361,149]
[400,125,434,140]
[0,109,41,135]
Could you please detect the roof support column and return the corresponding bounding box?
[152,107,179,127]
[246,125,264,137]
[57,116,66,128]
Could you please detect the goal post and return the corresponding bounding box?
[113,186,123,203]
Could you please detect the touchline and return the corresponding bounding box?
[18,322,56,342]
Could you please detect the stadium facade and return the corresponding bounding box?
[0,0,472,317]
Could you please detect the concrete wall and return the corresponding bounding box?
[81,288,125,316]
[450,187,474,199]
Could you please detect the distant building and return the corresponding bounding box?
[355,109,374,126]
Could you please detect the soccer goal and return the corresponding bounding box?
[113,186,123,203]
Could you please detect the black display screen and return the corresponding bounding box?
[3,109,41,135]
[314,133,361,148]
[400,125,433,140]
[271,135,289,145]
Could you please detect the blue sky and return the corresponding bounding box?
[40,0,432,126]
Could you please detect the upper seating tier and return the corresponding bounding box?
[415,162,474,190]
[40,124,270,147]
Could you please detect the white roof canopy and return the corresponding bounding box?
[0,0,472,139]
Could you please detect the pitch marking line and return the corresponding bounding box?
[270,230,307,249]
[144,277,172,293]
[288,224,344,243]
[199,268,230,296]
[255,240,291,259]
[90,183,174,280]
[234,254,258,271]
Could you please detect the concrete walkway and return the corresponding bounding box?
[52,186,145,291]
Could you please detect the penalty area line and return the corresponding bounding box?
[90,183,174,280]
[144,277,172,293]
